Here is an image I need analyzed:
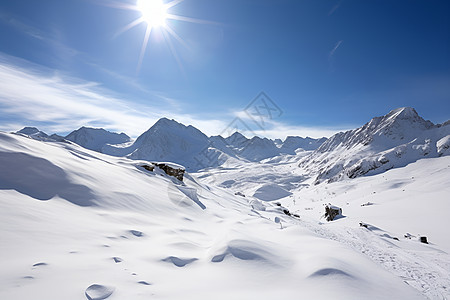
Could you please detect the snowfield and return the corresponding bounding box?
[1,107,449,299]
[0,131,440,300]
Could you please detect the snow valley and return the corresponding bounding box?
[1,107,449,300]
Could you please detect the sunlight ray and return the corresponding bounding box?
[164,24,189,49]
[113,17,144,39]
[109,0,217,72]
[166,14,221,25]
[161,29,186,77]
[166,0,184,9]
[137,25,152,73]
[95,0,137,11]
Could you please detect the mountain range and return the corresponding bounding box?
[299,107,450,184]
[15,118,327,171]
[14,107,450,181]
[3,106,450,299]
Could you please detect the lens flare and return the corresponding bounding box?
[136,0,167,28]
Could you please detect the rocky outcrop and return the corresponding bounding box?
[325,205,342,221]
[141,162,185,181]
[154,163,185,181]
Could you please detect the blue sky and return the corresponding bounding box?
[0,0,449,138]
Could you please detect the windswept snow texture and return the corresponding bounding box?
[0,131,432,300]
[66,127,130,152]
[299,107,450,184]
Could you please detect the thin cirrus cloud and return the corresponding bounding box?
[329,40,343,59]
[0,54,228,137]
[328,2,342,16]
[0,54,348,139]
[0,11,45,41]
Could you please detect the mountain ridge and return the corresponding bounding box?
[299,107,450,184]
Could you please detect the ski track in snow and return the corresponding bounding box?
[289,217,450,300]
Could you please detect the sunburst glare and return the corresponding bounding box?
[107,0,218,72]
[136,0,168,28]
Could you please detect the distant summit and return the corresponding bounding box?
[16,127,49,140]
[300,107,450,184]
[103,118,211,170]
[102,117,325,170]
[66,127,131,152]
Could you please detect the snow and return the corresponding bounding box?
[253,184,293,201]
[437,135,450,156]
[2,107,449,299]
[197,153,450,299]
[103,118,211,170]
[0,131,430,300]
[152,161,186,170]
[279,136,327,154]
[66,127,131,152]
[102,118,324,171]
[299,107,450,184]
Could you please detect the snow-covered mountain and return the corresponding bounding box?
[66,127,131,152]
[279,136,327,154]
[211,132,289,162]
[103,118,324,170]
[2,106,450,299]
[1,130,446,300]
[103,118,213,170]
[15,127,66,142]
[299,107,450,184]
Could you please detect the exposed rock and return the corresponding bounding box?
[325,205,342,221]
[139,162,185,181]
[140,164,155,172]
[420,236,428,244]
[153,162,185,181]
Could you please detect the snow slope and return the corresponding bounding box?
[0,131,427,300]
[280,136,327,154]
[196,153,450,299]
[299,107,450,184]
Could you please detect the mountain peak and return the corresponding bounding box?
[152,117,180,128]
[16,127,49,140]
[65,127,131,152]
[17,127,43,136]
[228,131,246,139]
[386,107,420,120]
[380,106,434,132]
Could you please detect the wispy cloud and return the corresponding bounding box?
[0,53,234,138]
[0,10,80,65]
[328,40,343,72]
[328,2,342,16]
[329,40,343,59]
[0,54,349,139]
[0,11,45,40]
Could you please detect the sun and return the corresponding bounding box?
[110,0,217,72]
[136,0,168,28]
